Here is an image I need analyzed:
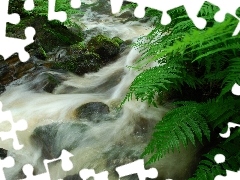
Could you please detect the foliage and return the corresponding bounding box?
[23,0,82,27]
[189,126,240,180]
[121,2,240,179]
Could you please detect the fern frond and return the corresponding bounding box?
[121,62,187,106]
[190,129,240,180]
[218,58,240,99]
[204,96,240,129]
[142,102,210,165]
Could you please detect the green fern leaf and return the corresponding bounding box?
[142,103,210,165]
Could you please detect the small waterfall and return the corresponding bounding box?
[0,1,202,179]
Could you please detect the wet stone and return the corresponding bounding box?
[31,122,89,159]
[75,102,110,123]
[0,85,5,95]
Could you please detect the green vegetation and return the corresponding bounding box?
[121,3,240,179]
[23,0,81,26]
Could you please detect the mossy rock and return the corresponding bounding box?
[6,15,83,53]
[112,37,124,46]
[52,51,101,76]
[87,35,121,62]
[8,0,28,18]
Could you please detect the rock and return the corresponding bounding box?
[87,35,120,62]
[117,11,133,19]
[52,44,102,76]
[0,148,7,159]
[0,55,35,86]
[31,122,89,159]
[90,0,112,15]
[0,61,9,77]
[27,72,65,93]
[32,44,47,60]
[0,85,5,95]
[7,15,83,54]
[75,102,110,123]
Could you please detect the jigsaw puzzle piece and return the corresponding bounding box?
[48,0,81,22]
[207,0,240,22]
[110,0,207,28]
[116,159,158,180]
[215,170,240,180]
[232,83,240,96]
[24,0,35,11]
[219,122,240,138]
[44,149,74,172]
[0,156,15,180]
[0,26,35,62]
[79,169,109,180]
[183,0,207,29]
[207,0,240,35]
[70,0,81,9]
[0,0,20,37]
[0,0,36,62]
[0,102,28,150]
[21,164,50,180]
[110,0,185,24]
[20,150,73,180]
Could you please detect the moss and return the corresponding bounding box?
[88,35,119,50]
[6,14,83,53]
[69,42,87,54]
[52,51,102,76]
[112,37,124,46]
[87,35,121,61]
[53,57,78,72]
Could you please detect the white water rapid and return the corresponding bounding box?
[0,1,201,179]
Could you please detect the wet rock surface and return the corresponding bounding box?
[24,70,67,93]
[51,45,102,76]
[0,55,35,86]
[87,35,120,62]
[75,102,110,123]
[31,122,89,159]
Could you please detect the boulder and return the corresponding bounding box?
[27,72,65,93]
[87,35,121,62]
[0,55,35,86]
[75,102,110,123]
[6,15,83,54]
[51,43,110,76]
[31,122,89,159]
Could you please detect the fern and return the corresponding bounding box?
[142,101,210,165]
[121,62,188,106]
[190,129,240,180]
[205,96,240,129]
[218,58,240,98]
[120,2,240,179]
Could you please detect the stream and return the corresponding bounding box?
[0,1,201,179]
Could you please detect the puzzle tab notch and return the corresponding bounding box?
[0,102,28,150]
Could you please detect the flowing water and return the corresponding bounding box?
[0,1,202,179]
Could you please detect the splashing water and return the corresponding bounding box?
[0,1,202,179]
